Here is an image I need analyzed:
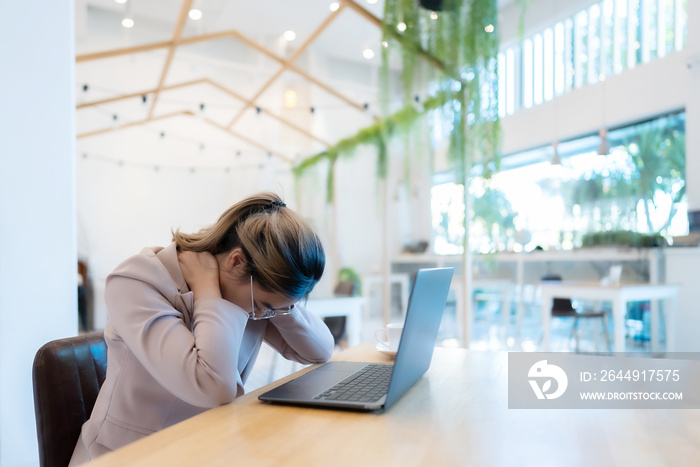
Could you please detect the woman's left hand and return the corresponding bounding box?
[178,250,222,301]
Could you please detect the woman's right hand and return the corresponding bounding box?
[178,250,222,301]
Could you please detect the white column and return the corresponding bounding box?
[685,0,700,212]
[0,1,77,466]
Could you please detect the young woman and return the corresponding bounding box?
[70,192,334,465]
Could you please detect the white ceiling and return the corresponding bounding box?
[75,0,514,167]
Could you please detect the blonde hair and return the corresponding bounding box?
[173,192,324,299]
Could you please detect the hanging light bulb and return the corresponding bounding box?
[285,90,297,108]
[597,129,610,155]
[550,142,561,165]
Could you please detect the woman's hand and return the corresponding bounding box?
[178,250,222,301]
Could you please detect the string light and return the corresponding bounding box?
[430,11,438,20]
[363,49,375,59]
[329,2,339,11]
[121,17,135,28]
[79,152,293,172]
[283,30,296,41]
[397,22,407,32]
[484,24,494,33]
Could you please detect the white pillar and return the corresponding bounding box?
[0,1,77,466]
[686,0,700,213]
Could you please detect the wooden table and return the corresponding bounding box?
[541,282,680,352]
[87,345,700,467]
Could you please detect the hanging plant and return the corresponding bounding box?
[294,0,502,208]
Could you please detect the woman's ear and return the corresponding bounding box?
[222,248,247,278]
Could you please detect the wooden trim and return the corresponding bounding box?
[76,40,173,62]
[225,9,345,129]
[342,0,454,80]
[203,118,293,163]
[205,79,330,147]
[147,0,194,119]
[288,64,367,113]
[76,79,208,109]
[76,110,194,139]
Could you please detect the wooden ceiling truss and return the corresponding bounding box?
[76,0,383,162]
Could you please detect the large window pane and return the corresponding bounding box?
[642,0,658,61]
[554,22,565,96]
[498,52,506,118]
[628,0,641,68]
[601,0,614,77]
[544,28,554,101]
[574,11,588,87]
[506,48,515,115]
[431,113,687,254]
[565,19,575,91]
[533,33,543,104]
[588,4,601,84]
[522,40,533,108]
[614,0,629,73]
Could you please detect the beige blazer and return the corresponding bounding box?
[70,243,334,465]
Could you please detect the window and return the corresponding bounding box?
[497,0,686,115]
[431,113,687,254]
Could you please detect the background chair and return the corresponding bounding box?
[323,280,357,350]
[33,332,107,467]
[541,274,610,352]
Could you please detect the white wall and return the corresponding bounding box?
[0,1,77,466]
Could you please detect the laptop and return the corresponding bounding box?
[258,267,454,411]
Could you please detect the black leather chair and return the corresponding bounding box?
[542,274,610,352]
[32,332,107,467]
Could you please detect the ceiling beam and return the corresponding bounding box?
[342,0,456,81]
[226,5,346,129]
[203,118,293,164]
[75,77,330,147]
[147,0,193,119]
[76,78,208,109]
[76,28,368,115]
[76,40,173,62]
[204,79,331,147]
[76,110,194,139]
[77,110,292,163]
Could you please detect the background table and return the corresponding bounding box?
[87,345,700,467]
[304,296,365,346]
[541,282,679,352]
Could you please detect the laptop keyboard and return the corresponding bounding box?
[314,364,393,403]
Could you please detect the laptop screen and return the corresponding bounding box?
[384,267,454,409]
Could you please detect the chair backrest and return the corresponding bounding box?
[32,332,107,467]
[541,274,574,312]
[333,281,356,297]
[324,281,357,345]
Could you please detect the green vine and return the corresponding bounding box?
[294,0,502,206]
